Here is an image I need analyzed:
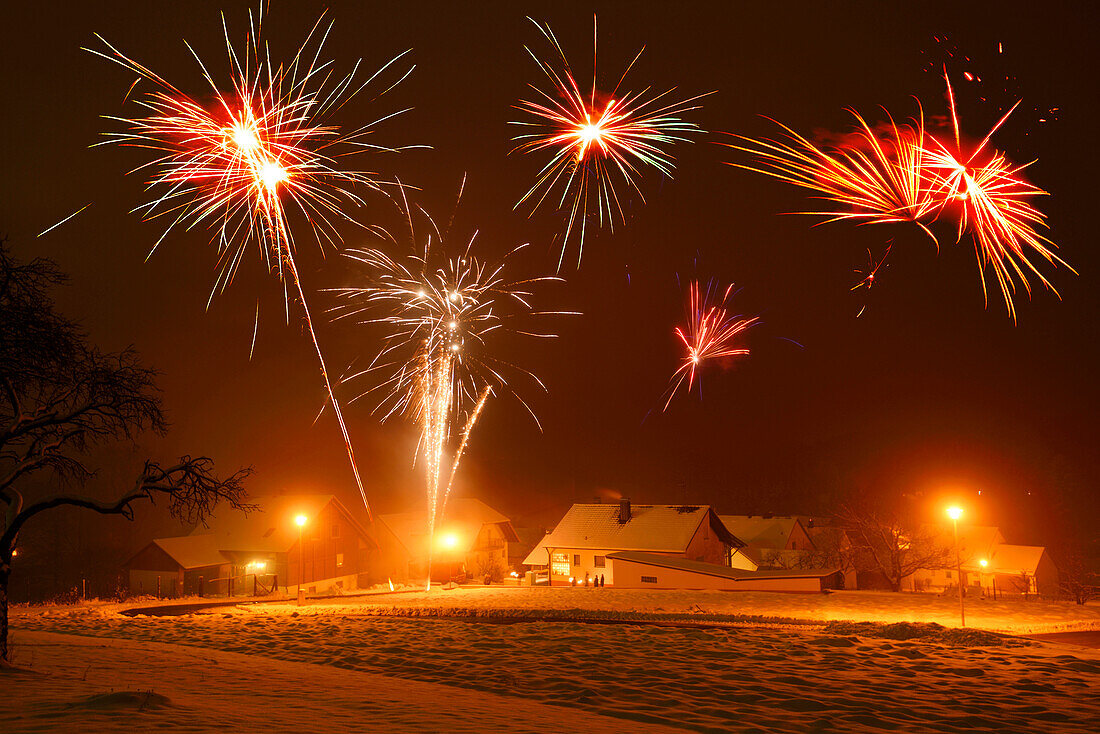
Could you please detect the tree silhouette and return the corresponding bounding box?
[0,241,253,663]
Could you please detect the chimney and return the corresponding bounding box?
[618,498,632,524]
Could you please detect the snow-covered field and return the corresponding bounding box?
[3,631,678,733]
[5,588,1100,732]
[266,586,1100,634]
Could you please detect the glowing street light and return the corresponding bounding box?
[295,514,308,605]
[440,533,460,550]
[946,505,965,627]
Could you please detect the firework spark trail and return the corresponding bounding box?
[331,191,568,581]
[730,73,1072,319]
[663,280,759,410]
[729,109,940,238]
[511,16,711,268]
[88,5,418,519]
[37,204,92,239]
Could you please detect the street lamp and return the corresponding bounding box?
[946,506,965,627]
[295,514,308,605]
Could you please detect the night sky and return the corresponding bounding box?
[4,1,1098,544]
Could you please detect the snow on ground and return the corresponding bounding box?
[2,631,680,734]
[18,587,1100,634]
[271,586,1098,634]
[8,591,1100,733]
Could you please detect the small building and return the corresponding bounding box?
[719,515,815,552]
[719,515,816,569]
[608,551,842,592]
[907,525,1005,591]
[974,544,1060,597]
[122,534,229,598]
[523,500,752,586]
[375,498,520,583]
[123,493,378,597]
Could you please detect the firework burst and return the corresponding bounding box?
[331,186,568,577]
[730,73,1071,320]
[511,16,710,268]
[663,280,758,410]
[88,4,417,518]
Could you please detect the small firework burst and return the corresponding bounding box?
[663,280,759,410]
[511,16,710,267]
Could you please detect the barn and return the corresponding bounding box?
[123,494,378,597]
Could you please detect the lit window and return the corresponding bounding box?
[641,575,658,584]
[336,553,344,568]
[594,555,606,568]
[551,552,569,576]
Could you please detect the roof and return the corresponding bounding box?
[378,497,518,560]
[922,524,1004,561]
[607,551,838,581]
[151,534,228,570]
[719,516,804,549]
[523,504,742,565]
[194,494,374,553]
[986,544,1049,574]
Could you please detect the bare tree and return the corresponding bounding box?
[838,505,951,592]
[0,242,253,663]
[1057,552,1099,605]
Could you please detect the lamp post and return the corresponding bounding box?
[295,514,308,606]
[946,506,965,627]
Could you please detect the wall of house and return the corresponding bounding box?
[466,523,510,580]
[288,503,372,587]
[786,523,814,551]
[610,559,830,591]
[684,513,731,565]
[373,523,415,583]
[545,547,632,585]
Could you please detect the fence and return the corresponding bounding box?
[199,573,279,598]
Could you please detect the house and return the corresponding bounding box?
[906,525,1005,591]
[973,544,1060,597]
[123,494,378,597]
[522,500,752,586]
[719,515,816,569]
[122,534,230,598]
[375,498,520,583]
[719,515,815,551]
[607,551,842,592]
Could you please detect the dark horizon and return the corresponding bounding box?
[4,0,1098,552]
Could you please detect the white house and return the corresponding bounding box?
[523,500,753,586]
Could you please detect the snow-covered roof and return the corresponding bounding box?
[719,515,805,549]
[922,524,1005,561]
[607,551,838,581]
[151,534,229,570]
[195,494,373,553]
[523,504,741,565]
[987,544,1049,575]
[379,497,518,559]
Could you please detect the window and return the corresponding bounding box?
[641,575,658,584]
[573,554,581,566]
[945,570,953,579]
[594,555,606,568]
[551,552,570,576]
[332,524,341,539]
[262,527,275,538]
[336,553,344,568]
